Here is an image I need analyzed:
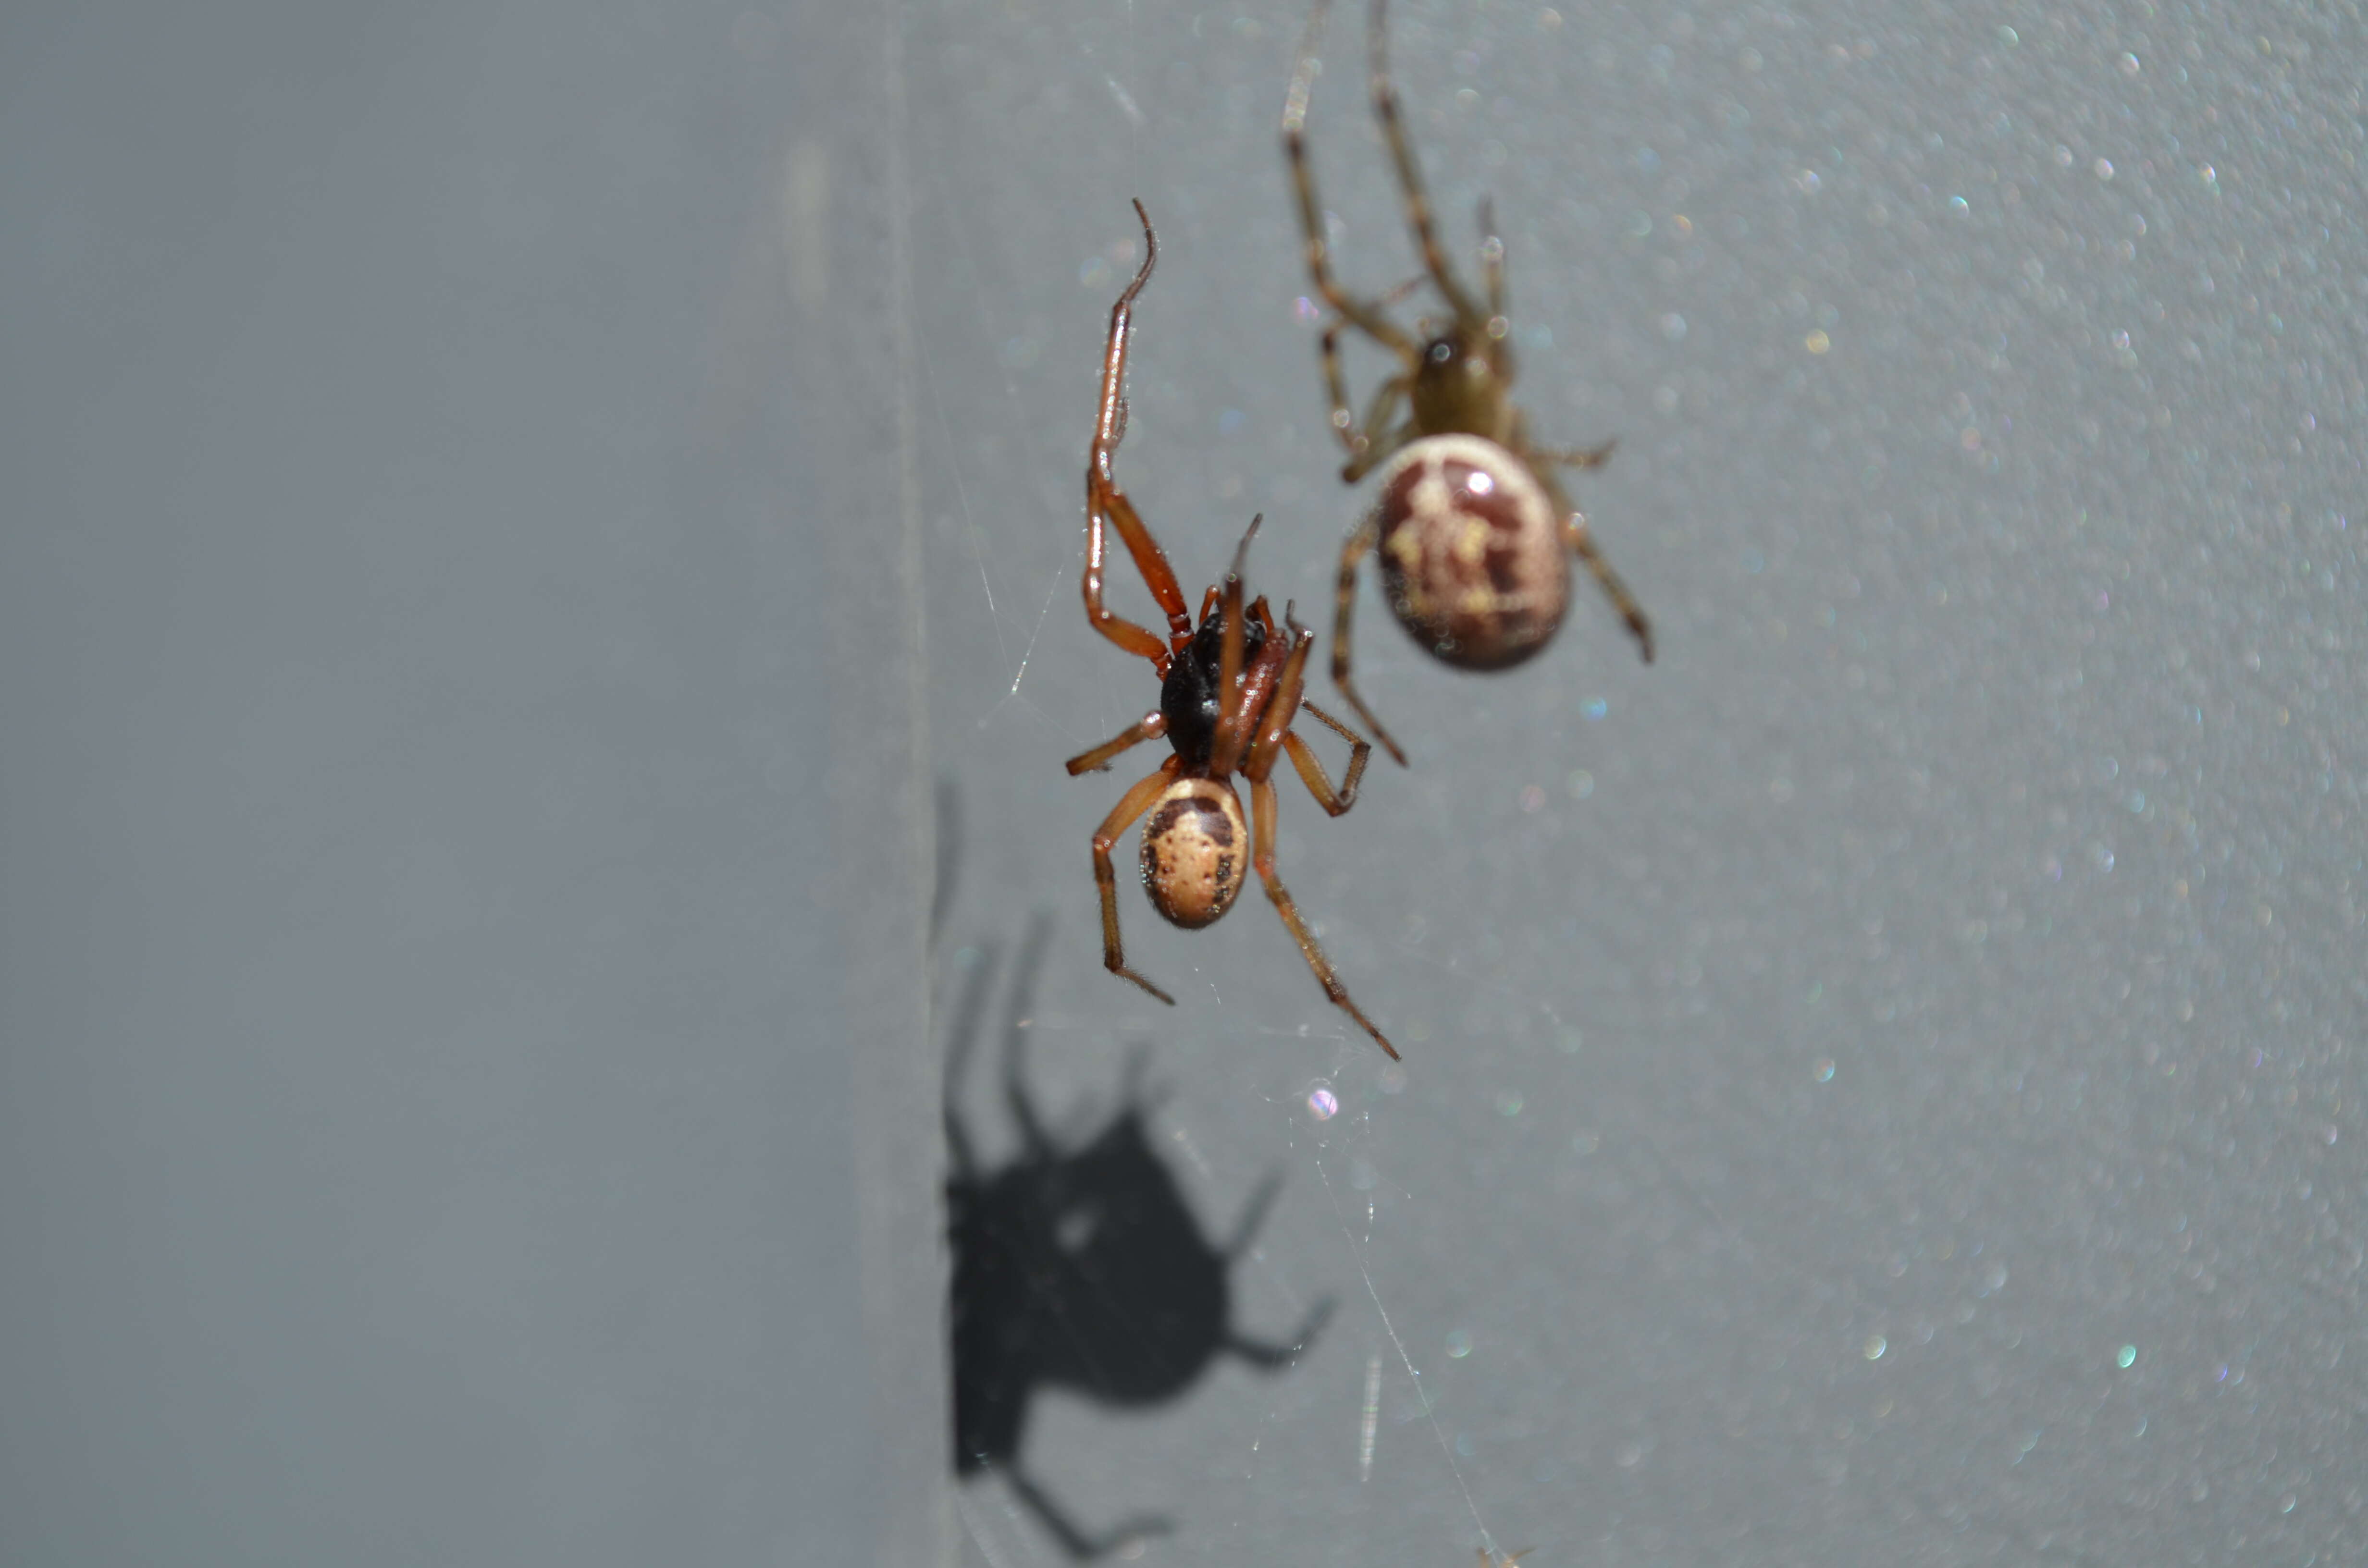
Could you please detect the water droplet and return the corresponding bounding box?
[2093,158,2115,180]
[2117,1344,2137,1368]
[1805,329,1831,354]
[1307,1084,1340,1122]
[1581,697,1609,720]
[1864,1334,1887,1360]
[1445,1329,1473,1359]
[1814,1058,1836,1083]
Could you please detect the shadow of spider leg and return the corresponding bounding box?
[946,917,1335,1558]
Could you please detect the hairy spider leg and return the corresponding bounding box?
[1090,759,1184,1004]
[1367,0,1485,327]
[1063,710,1169,776]
[1327,507,1407,765]
[1541,463,1655,663]
[1084,199,1194,668]
[1248,774,1399,1059]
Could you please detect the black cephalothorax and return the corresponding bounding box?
[1159,606,1268,769]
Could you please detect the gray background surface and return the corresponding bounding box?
[4,0,2363,1566]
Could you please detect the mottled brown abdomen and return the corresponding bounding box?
[1372,433,1569,671]
[1138,777,1248,929]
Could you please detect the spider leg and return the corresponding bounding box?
[1063,709,1168,775]
[1534,438,1618,471]
[1316,279,1424,464]
[1478,195,1505,319]
[1341,413,1416,485]
[1085,200,1194,664]
[1329,509,1409,765]
[1207,515,1262,777]
[1540,467,1653,663]
[1284,0,1420,362]
[1246,607,1371,812]
[1225,1294,1336,1368]
[1279,702,1372,816]
[1090,760,1183,1004]
[1241,605,1316,782]
[1249,775,1398,1059]
[1369,0,1485,327]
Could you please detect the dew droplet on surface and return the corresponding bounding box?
[2117,1344,2137,1369]
[1814,1058,1836,1082]
[1307,1084,1340,1122]
[1445,1329,1473,1359]
[1864,1334,1887,1360]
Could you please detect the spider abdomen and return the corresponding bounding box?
[1372,433,1568,672]
[1138,778,1248,929]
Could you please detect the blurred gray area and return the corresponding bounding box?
[0,0,927,1562]
[3,0,2362,1567]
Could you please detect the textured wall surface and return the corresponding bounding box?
[919,0,2364,1564]
[3,0,2360,1565]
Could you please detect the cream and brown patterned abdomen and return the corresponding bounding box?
[1138,777,1249,929]
[1372,434,1569,671]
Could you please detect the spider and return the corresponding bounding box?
[1282,0,1654,765]
[1067,200,1398,1062]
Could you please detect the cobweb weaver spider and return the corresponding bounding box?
[1283,0,1654,765]
[1066,200,1398,1061]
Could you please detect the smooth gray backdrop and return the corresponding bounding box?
[4,0,2362,1566]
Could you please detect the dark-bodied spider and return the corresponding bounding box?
[1283,0,1654,765]
[1067,200,1397,1061]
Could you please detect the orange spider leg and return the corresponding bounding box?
[1091,758,1184,1004]
[1084,199,1194,666]
[1065,710,1169,776]
[1248,775,1397,1059]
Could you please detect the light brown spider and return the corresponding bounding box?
[1067,200,1398,1061]
[1283,0,1654,765]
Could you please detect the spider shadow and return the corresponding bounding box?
[945,915,1333,1560]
